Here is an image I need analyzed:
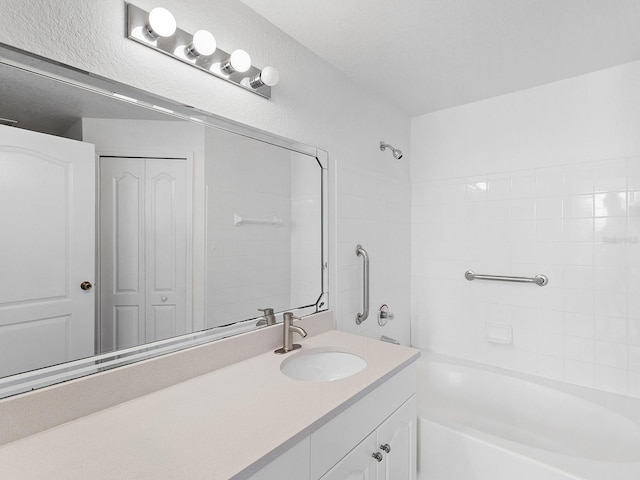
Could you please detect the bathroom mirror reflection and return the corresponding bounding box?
[0,45,327,395]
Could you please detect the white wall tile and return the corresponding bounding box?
[564,312,594,338]
[537,219,564,242]
[594,160,627,193]
[536,196,563,219]
[510,199,536,220]
[594,266,628,292]
[564,194,593,218]
[537,354,564,380]
[595,192,627,217]
[565,336,595,362]
[629,318,640,346]
[594,316,628,343]
[628,159,640,191]
[564,218,594,242]
[511,175,536,199]
[564,165,594,195]
[594,292,627,318]
[628,191,640,216]
[595,341,627,369]
[595,365,628,394]
[628,345,640,373]
[487,175,511,200]
[564,359,594,387]
[563,266,593,290]
[538,332,563,357]
[411,61,640,398]
[536,169,565,197]
[628,371,640,396]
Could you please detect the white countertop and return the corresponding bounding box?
[0,330,420,479]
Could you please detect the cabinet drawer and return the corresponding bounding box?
[309,362,416,480]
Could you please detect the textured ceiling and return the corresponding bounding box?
[239,0,640,116]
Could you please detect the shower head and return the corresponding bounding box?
[380,141,403,160]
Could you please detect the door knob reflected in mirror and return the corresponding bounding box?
[80,281,93,291]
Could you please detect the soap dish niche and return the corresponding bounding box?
[485,323,512,345]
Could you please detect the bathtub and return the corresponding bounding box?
[416,354,640,480]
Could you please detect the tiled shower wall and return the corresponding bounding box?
[411,59,640,398]
[412,158,640,396]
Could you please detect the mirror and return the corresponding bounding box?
[0,44,328,398]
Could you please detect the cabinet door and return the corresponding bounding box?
[377,395,416,480]
[320,431,379,480]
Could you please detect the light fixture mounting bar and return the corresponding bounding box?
[126,3,271,99]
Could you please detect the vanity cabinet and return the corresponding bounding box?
[246,362,416,480]
[320,396,416,480]
[319,430,379,479]
[377,395,417,480]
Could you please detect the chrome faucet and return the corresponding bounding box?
[274,312,307,354]
[256,308,276,327]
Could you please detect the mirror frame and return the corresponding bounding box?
[0,43,329,398]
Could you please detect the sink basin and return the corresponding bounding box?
[280,349,367,382]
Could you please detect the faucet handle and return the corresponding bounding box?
[257,308,276,326]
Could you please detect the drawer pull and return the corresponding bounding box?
[372,452,383,462]
[380,443,391,453]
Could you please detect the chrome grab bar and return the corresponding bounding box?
[465,270,548,286]
[356,244,370,324]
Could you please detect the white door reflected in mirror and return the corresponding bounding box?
[0,125,95,377]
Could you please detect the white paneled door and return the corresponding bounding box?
[99,157,191,353]
[0,125,95,378]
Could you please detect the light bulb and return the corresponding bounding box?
[260,66,279,86]
[147,7,177,38]
[249,66,279,88]
[186,30,216,57]
[221,49,251,74]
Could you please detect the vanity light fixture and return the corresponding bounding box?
[249,66,280,88]
[146,7,177,38]
[127,3,276,98]
[186,30,216,58]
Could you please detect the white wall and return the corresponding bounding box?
[0,0,412,341]
[205,127,292,326]
[411,60,640,397]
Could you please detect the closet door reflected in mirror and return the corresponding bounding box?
[99,156,191,353]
